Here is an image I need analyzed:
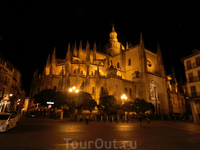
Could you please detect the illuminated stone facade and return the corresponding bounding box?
[0,54,26,113]
[30,25,185,116]
[181,49,200,124]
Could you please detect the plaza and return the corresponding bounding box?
[0,117,200,150]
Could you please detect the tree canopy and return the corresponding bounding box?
[122,98,155,114]
[33,89,96,114]
[98,95,120,115]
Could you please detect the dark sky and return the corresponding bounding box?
[1,1,200,95]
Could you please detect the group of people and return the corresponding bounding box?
[73,113,151,125]
[73,114,90,124]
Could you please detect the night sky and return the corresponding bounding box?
[1,1,200,95]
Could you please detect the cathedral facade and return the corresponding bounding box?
[30,25,175,116]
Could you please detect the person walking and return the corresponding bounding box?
[127,114,129,123]
[85,114,89,124]
[146,113,151,124]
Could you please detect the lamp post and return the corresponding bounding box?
[121,94,127,105]
[121,94,127,122]
[68,86,79,120]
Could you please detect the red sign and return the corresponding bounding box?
[48,104,52,109]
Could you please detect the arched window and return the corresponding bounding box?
[101,86,104,94]
[73,69,77,73]
[129,88,132,97]
[117,62,120,68]
[128,59,131,66]
[91,71,93,75]
[81,70,83,74]
[125,87,128,94]
[92,87,95,94]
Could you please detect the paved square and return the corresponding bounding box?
[0,117,200,150]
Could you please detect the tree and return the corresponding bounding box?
[98,95,120,115]
[132,98,154,114]
[122,101,134,113]
[33,89,68,108]
[34,89,96,115]
[81,99,97,113]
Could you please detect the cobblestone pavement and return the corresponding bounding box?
[0,117,200,150]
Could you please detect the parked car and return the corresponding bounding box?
[29,111,37,118]
[6,111,20,122]
[0,113,18,132]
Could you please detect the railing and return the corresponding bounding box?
[187,76,200,83]
[185,61,200,70]
[187,92,200,98]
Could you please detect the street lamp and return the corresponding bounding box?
[121,94,127,105]
[69,86,79,93]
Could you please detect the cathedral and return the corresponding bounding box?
[29,25,186,116]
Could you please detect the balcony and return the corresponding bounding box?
[185,61,200,70]
[187,92,200,101]
[187,76,200,83]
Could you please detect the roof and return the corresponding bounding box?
[0,53,21,75]
[180,49,200,62]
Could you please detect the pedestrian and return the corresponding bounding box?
[122,115,125,123]
[146,113,151,124]
[131,114,134,123]
[139,115,143,126]
[79,114,82,122]
[127,114,129,123]
[85,114,89,124]
[74,114,77,121]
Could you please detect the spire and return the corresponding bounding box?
[93,41,96,62]
[66,43,71,61]
[109,24,118,42]
[139,33,144,50]
[78,40,82,58]
[171,66,177,84]
[73,41,77,57]
[86,40,90,61]
[46,53,50,66]
[112,24,115,31]
[51,47,56,64]
[46,53,50,75]
[126,42,129,50]
[34,69,38,78]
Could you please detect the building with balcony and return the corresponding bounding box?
[181,49,200,124]
[0,54,26,113]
